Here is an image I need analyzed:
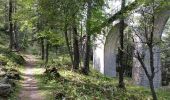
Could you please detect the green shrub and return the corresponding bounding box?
[0,46,26,65]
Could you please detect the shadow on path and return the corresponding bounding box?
[19,55,45,100]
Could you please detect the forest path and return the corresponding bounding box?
[19,54,45,100]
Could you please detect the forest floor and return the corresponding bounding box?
[34,58,170,100]
[12,54,170,100]
[18,54,45,100]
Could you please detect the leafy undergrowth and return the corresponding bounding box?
[0,45,25,99]
[0,45,26,65]
[35,66,170,100]
[0,31,9,46]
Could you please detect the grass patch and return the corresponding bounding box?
[34,65,170,100]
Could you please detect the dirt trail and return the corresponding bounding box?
[19,55,44,100]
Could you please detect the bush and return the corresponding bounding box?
[0,46,26,65]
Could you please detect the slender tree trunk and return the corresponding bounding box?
[137,48,158,100]
[118,0,125,88]
[82,0,92,75]
[148,1,157,99]
[132,0,158,99]
[45,40,49,64]
[13,0,19,51]
[41,38,45,60]
[80,21,83,68]
[9,0,14,50]
[4,2,8,31]
[148,30,157,100]
[55,46,58,56]
[13,22,19,50]
[64,25,74,66]
[72,24,80,70]
[149,79,158,100]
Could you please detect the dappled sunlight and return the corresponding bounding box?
[19,54,45,100]
[36,68,154,99]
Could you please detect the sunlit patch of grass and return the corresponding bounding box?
[35,67,161,100]
[157,87,170,100]
[34,59,170,100]
[35,68,117,99]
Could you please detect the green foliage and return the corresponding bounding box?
[0,31,9,45]
[90,4,107,33]
[46,55,72,68]
[0,45,25,65]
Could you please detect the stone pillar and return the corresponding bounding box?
[103,25,120,77]
[93,24,120,77]
[132,10,170,88]
[132,34,145,86]
[133,46,161,88]
[93,34,105,74]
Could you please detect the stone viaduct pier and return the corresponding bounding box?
[93,0,170,88]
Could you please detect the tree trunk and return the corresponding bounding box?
[64,25,74,67]
[132,0,158,99]
[149,79,158,100]
[41,38,45,60]
[9,0,14,50]
[72,24,80,70]
[45,40,49,64]
[82,35,90,75]
[118,0,125,89]
[13,0,19,51]
[4,2,8,31]
[13,22,19,50]
[79,21,83,68]
[82,1,92,75]
[136,46,158,100]
[148,3,157,99]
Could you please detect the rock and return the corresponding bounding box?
[0,72,16,97]
[9,68,18,72]
[0,83,11,96]
[0,71,6,77]
[0,76,15,87]
[44,67,60,80]
[54,92,65,100]
[6,71,20,80]
[5,68,20,80]
[15,55,26,65]
[0,61,7,66]
[1,68,8,72]
[54,92,74,100]
[0,76,9,84]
